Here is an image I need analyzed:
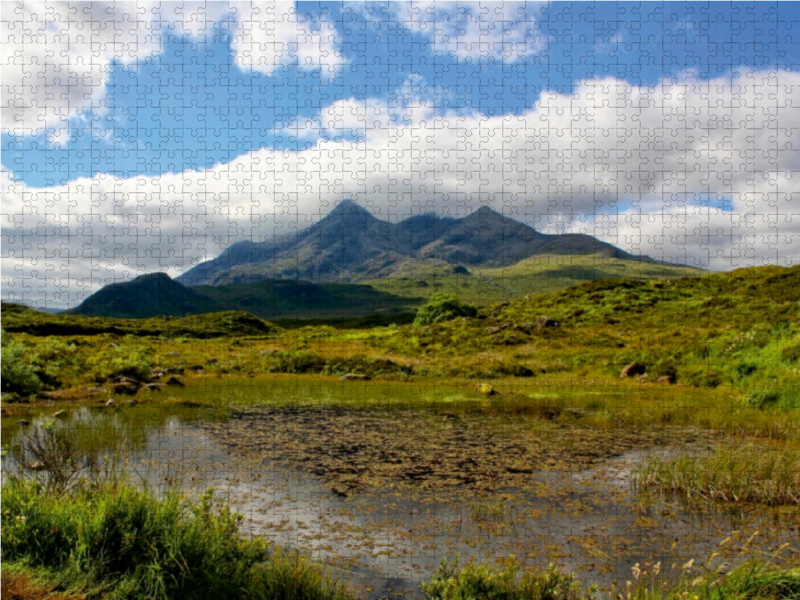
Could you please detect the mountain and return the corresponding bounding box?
[65,272,415,320]
[176,200,651,286]
[65,273,219,319]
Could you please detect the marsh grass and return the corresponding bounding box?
[615,532,800,600]
[419,534,800,600]
[633,445,800,505]
[421,555,587,600]
[2,479,351,600]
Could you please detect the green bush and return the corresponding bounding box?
[413,294,478,329]
[421,555,585,600]
[1,331,43,396]
[2,479,350,600]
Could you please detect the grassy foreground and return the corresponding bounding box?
[4,476,799,600]
[2,477,351,600]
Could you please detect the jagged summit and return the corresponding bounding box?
[176,201,652,286]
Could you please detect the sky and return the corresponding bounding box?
[2,1,800,308]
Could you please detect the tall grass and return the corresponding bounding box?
[633,445,800,505]
[1,479,351,600]
[419,539,800,600]
[421,555,588,600]
[1,417,352,600]
[614,532,800,600]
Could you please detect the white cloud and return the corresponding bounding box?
[0,1,342,140]
[229,1,342,74]
[1,1,162,136]
[4,70,800,307]
[382,1,544,61]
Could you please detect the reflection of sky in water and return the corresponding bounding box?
[4,399,798,600]
[140,418,799,600]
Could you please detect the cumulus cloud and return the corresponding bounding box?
[0,1,343,139]
[228,1,342,74]
[383,1,544,61]
[3,70,800,307]
[1,1,161,136]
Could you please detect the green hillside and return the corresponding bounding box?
[194,279,415,320]
[367,253,699,305]
[2,304,280,338]
[65,273,218,319]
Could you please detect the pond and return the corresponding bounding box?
[3,376,798,599]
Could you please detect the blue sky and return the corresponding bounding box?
[5,1,800,188]
[3,1,800,307]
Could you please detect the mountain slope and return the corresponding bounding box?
[65,273,219,319]
[176,200,664,287]
[65,272,415,320]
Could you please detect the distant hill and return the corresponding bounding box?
[2,303,281,338]
[176,200,669,287]
[64,272,415,320]
[65,273,219,319]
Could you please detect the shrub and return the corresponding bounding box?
[1,332,43,396]
[741,388,782,409]
[421,555,585,600]
[413,294,477,328]
[1,480,351,600]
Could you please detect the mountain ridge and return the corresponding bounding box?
[176,200,658,287]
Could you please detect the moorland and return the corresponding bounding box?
[2,265,800,599]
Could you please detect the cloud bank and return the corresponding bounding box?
[4,70,800,307]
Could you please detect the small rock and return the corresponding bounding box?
[537,315,560,328]
[105,399,117,408]
[144,383,163,391]
[18,419,30,426]
[621,363,647,378]
[511,324,531,335]
[114,381,140,395]
[206,358,219,365]
[656,375,676,384]
[340,373,371,382]
[83,386,108,394]
[166,376,185,387]
[487,325,509,335]
[29,462,45,471]
[258,350,277,356]
[637,374,649,383]
[123,399,138,407]
[475,383,497,396]
[53,410,66,418]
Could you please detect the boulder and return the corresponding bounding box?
[537,316,561,329]
[340,373,371,382]
[621,363,647,378]
[105,398,117,408]
[113,381,140,395]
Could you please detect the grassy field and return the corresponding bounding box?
[366,253,698,305]
[3,264,800,598]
